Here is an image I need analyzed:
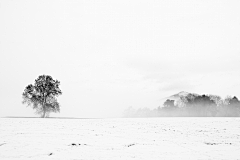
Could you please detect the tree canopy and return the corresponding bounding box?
[22,75,62,118]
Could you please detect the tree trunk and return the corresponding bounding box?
[42,109,46,118]
[42,96,46,118]
[41,93,49,118]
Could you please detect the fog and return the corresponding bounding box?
[123,93,240,117]
[1,0,240,118]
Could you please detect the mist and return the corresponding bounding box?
[1,0,240,118]
[123,93,240,117]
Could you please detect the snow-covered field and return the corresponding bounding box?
[0,118,240,160]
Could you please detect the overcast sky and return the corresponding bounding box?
[0,0,240,118]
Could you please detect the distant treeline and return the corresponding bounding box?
[123,94,240,117]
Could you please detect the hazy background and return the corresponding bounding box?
[0,0,240,118]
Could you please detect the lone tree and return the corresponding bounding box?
[22,75,62,118]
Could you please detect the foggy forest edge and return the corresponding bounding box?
[123,92,240,117]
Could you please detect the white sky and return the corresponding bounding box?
[0,0,240,118]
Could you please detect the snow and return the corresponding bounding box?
[0,118,240,159]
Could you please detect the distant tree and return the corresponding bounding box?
[222,96,240,116]
[162,99,179,116]
[163,99,175,108]
[229,96,240,105]
[208,94,223,107]
[22,75,62,118]
[182,95,217,116]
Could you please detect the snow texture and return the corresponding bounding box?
[0,118,240,160]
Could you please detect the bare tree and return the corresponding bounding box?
[22,75,62,118]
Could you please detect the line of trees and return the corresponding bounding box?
[123,94,240,117]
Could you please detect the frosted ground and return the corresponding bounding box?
[0,118,240,160]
